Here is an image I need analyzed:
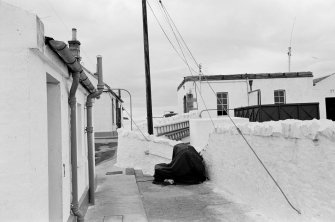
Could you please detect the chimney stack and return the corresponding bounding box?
[68,28,81,61]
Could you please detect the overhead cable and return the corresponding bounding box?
[153,0,301,215]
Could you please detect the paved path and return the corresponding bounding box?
[136,173,251,222]
[86,142,254,222]
[85,159,147,222]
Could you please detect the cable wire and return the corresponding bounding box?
[159,0,199,67]
[148,0,215,124]
[153,0,301,215]
[123,106,150,142]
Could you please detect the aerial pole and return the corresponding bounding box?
[288,46,291,72]
[142,0,153,134]
[288,17,296,72]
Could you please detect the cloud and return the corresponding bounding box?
[4,0,335,119]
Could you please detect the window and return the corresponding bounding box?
[217,92,228,116]
[274,90,286,104]
[185,93,194,112]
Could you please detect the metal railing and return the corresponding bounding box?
[154,120,189,141]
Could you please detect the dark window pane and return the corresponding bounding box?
[279,91,284,96]
[274,97,279,103]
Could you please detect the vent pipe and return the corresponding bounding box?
[86,55,104,204]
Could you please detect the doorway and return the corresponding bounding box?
[47,74,62,222]
[325,97,335,121]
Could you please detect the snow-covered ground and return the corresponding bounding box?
[202,119,335,222]
[116,128,177,175]
[116,116,335,221]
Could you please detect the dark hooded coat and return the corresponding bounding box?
[153,143,207,184]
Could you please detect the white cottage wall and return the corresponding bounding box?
[94,92,116,134]
[0,2,90,221]
[178,76,315,118]
[313,74,335,119]
[251,77,315,105]
[196,80,249,116]
[43,49,73,221]
[0,4,49,221]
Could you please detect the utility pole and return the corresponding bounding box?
[142,0,153,134]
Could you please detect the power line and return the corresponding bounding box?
[159,0,199,67]
[146,1,188,65]
[152,0,301,214]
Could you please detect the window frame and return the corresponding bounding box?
[274,89,286,104]
[216,92,229,116]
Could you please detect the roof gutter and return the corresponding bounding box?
[45,37,96,94]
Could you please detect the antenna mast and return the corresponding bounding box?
[198,64,202,92]
[288,17,296,72]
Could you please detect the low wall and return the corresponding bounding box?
[190,117,249,151]
[202,119,335,221]
[116,128,178,175]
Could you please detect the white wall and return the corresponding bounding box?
[251,77,315,105]
[313,74,335,119]
[202,119,335,221]
[94,91,116,133]
[177,76,315,117]
[0,2,89,221]
[0,4,49,221]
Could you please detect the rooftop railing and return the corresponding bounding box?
[154,120,189,141]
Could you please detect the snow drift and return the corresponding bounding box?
[202,119,335,222]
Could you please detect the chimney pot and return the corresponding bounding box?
[68,28,81,60]
[72,28,77,41]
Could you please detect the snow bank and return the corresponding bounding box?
[202,119,335,222]
[190,117,249,151]
[116,128,179,175]
[154,110,200,127]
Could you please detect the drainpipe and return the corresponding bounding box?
[69,72,84,221]
[248,79,262,105]
[86,55,104,204]
[45,37,85,222]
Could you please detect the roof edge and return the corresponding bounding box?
[177,72,313,91]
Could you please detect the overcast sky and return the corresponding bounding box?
[4,0,335,119]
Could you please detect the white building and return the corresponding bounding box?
[177,72,316,118]
[82,67,124,140]
[0,2,118,221]
[313,73,335,120]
